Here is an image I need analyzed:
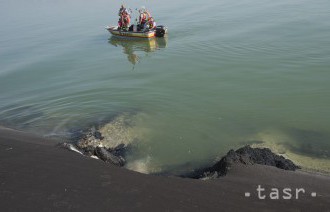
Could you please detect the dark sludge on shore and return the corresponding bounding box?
[61,124,300,179]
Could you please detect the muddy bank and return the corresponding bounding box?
[1,126,330,211]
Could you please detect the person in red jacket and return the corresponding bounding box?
[138,7,151,31]
[121,11,130,31]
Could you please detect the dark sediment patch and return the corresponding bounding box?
[94,146,125,166]
[62,125,302,178]
[183,146,300,179]
[61,128,130,167]
[60,112,142,166]
[51,116,326,178]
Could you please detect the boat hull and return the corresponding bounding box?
[106,26,156,39]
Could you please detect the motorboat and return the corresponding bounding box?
[106,25,168,39]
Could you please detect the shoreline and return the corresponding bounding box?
[1,126,330,211]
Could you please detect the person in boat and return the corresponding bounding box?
[117,5,125,30]
[118,4,128,16]
[141,17,156,31]
[117,5,131,31]
[120,11,131,31]
[146,17,156,30]
[138,7,151,31]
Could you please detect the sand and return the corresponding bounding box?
[1,126,329,211]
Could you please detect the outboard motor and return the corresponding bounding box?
[155,25,168,37]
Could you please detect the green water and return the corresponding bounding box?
[1,0,330,173]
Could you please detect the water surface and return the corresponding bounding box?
[1,0,330,173]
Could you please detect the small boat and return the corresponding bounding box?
[106,25,168,39]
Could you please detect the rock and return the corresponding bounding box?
[82,146,96,156]
[183,146,300,179]
[71,126,130,167]
[75,127,103,149]
[111,143,129,157]
[95,147,125,167]
[94,131,104,140]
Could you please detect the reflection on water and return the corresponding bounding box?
[109,36,167,66]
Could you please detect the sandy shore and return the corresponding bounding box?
[1,126,330,211]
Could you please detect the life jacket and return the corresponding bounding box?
[148,20,154,29]
[147,17,156,29]
[122,14,130,26]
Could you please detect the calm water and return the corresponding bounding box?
[1,0,330,173]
